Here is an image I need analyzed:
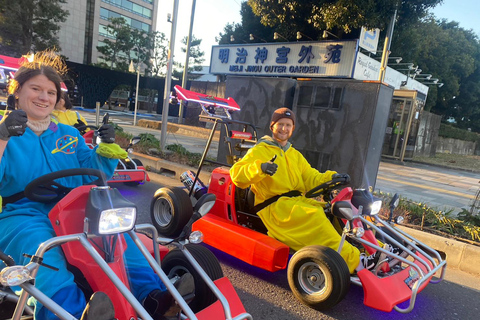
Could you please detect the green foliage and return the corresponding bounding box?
[375,191,480,243]
[172,35,206,80]
[0,0,68,56]
[439,123,480,142]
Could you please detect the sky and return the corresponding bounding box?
[155,0,480,67]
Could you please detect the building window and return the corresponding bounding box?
[297,85,344,110]
[101,0,152,19]
[99,7,151,32]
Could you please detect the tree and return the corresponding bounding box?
[149,31,168,77]
[244,0,442,38]
[0,0,68,56]
[96,17,133,71]
[172,35,205,80]
[391,17,480,129]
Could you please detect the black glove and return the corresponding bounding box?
[261,155,278,176]
[74,119,87,133]
[332,173,351,183]
[97,123,115,143]
[0,110,28,140]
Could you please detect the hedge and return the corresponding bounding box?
[439,123,480,142]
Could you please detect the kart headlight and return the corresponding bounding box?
[86,187,137,235]
[98,207,136,235]
[127,148,134,153]
[353,227,365,238]
[188,230,204,244]
[0,266,33,286]
[370,200,382,216]
[396,216,405,224]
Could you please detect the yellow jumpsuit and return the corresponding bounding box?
[230,135,360,273]
[52,110,88,128]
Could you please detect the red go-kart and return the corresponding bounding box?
[0,168,252,320]
[150,86,447,314]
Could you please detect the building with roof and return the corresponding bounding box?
[57,0,158,65]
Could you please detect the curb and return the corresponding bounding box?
[137,119,220,141]
[397,226,480,276]
[133,152,480,277]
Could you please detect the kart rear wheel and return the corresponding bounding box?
[162,244,223,313]
[287,245,350,311]
[150,187,193,237]
[123,159,143,187]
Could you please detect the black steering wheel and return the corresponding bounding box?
[24,168,107,203]
[305,177,349,198]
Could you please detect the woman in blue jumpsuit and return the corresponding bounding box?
[0,53,174,319]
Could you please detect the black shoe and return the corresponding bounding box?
[142,273,195,318]
[80,292,115,320]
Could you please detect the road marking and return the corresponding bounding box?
[377,176,475,200]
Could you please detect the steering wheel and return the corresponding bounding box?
[24,168,107,203]
[305,177,349,199]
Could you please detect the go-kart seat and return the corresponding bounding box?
[246,187,255,212]
[235,187,268,234]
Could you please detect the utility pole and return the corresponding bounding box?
[179,0,197,124]
[160,0,179,151]
[378,8,397,82]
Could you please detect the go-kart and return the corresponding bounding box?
[0,168,252,320]
[80,114,150,186]
[150,86,447,314]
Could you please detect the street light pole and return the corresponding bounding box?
[129,59,140,126]
[179,0,196,124]
[160,0,179,151]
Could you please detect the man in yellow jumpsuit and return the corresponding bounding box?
[230,107,381,274]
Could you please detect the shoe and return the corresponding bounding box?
[80,292,115,320]
[142,273,195,318]
[361,247,389,271]
[388,244,414,268]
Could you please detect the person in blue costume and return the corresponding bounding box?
[0,51,193,320]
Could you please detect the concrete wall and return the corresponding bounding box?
[414,111,442,157]
[436,137,477,155]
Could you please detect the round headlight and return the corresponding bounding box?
[188,230,204,244]
[0,266,33,286]
[353,227,365,238]
[396,216,405,224]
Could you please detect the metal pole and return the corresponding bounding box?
[133,68,140,126]
[95,101,100,127]
[161,0,179,151]
[378,9,397,82]
[179,0,197,124]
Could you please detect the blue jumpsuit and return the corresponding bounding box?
[0,120,165,319]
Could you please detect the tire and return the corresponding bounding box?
[123,159,144,187]
[287,245,350,311]
[150,187,193,237]
[162,244,224,312]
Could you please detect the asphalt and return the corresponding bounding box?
[76,107,480,277]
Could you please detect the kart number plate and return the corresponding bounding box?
[111,174,130,181]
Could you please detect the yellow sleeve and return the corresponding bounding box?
[229,144,272,189]
[297,151,336,190]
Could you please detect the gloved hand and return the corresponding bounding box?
[261,155,278,176]
[97,123,115,143]
[74,119,87,133]
[332,173,351,183]
[0,110,28,140]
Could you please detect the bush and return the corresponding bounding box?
[375,191,480,244]
[439,123,480,142]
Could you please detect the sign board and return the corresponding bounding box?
[353,52,429,96]
[359,27,380,54]
[210,40,358,78]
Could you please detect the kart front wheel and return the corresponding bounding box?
[287,245,350,311]
[150,187,193,237]
[162,244,224,312]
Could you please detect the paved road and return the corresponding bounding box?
[116,175,480,320]
[80,109,480,214]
